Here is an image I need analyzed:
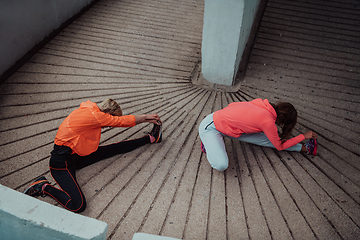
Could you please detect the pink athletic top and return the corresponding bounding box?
[54,100,136,156]
[213,98,305,150]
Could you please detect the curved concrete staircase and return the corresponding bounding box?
[0,0,359,239]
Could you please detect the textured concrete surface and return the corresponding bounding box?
[0,0,359,239]
[133,233,180,240]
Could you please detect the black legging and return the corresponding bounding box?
[44,136,150,213]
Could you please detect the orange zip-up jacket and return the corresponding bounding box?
[213,98,305,151]
[54,100,136,156]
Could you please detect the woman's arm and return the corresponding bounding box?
[95,112,161,128]
[262,121,305,150]
[303,131,317,139]
[134,114,162,125]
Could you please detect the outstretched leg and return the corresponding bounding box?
[232,132,303,152]
[76,135,151,169]
[77,123,162,169]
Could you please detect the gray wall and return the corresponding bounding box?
[0,0,95,77]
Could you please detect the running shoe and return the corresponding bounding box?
[201,142,206,154]
[149,122,162,143]
[23,176,49,197]
[304,139,317,156]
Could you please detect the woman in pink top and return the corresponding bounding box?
[199,99,317,171]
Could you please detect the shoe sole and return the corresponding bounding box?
[155,126,162,143]
[156,132,162,143]
[23,185,42,196]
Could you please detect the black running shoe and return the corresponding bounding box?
[149,123,162,143]
[23,176,49,197]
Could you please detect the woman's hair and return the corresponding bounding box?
[97,99,122,116]
[271,102,297,140]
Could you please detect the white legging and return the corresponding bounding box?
[199,113,302,171]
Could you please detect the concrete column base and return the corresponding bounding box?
[191,61,241,92]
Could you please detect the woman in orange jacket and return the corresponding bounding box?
[23,99,162,213]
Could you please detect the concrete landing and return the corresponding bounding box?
[0,0,359,239]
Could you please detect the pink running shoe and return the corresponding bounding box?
[305,139,317,156]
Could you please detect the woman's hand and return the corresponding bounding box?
[135,114,162,125]
[303,131,317,139]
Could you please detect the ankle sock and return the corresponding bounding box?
[42,183,50,193]
[149,134,155,143]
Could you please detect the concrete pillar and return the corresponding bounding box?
[200,0,261,86]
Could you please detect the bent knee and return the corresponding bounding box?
[66,199,87,213]
[73,202,86,213]
[211,162,228,171]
